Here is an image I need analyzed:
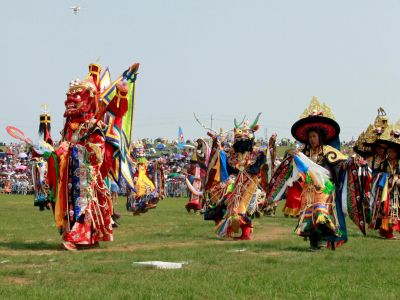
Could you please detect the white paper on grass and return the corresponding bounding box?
[227,249,247,253]
[132,261,188,269]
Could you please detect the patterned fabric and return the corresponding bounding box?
[341,159,367,235]
[370,169,400,234]
[296,185,339,237]
[151,162,165,201]
[126,163,158,214]
[216,171,259,237]
[32,159,48,209]
[54,123,114,246]
[228,151,259,171]
[266,156,293,202]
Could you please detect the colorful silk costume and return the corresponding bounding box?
[350,108,389,227]
[369,121,400,239]
[267,97,363,250]
[185,138,210,213]
[46,63,138,251]
[32,108,54,211]
[215,114,266,240]
[126,142,161,215]
[202,131,232,224]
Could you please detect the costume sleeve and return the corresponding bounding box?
[100,142,116,179]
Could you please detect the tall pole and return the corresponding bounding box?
[211,115,214,129]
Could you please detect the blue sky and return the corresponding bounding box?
[1,0,400,143]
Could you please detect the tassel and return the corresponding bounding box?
[215,218,230,237]
[305,174,312,184]
[315,214,327,225]
[322,180,335,194]
[231,215,241,233]
[381,218,389,231]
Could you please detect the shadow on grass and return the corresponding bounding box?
[362,235,400,241]
[283,246,310,252]
[0,241,60,251]
[204,236,237,242]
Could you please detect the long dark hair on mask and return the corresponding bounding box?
[39,114,54,146]
[38,122,50,137]
[233,139,255,154]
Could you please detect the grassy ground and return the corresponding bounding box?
[0,194,399,300]
[276,145,293,158]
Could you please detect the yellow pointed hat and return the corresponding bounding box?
[377,120,400,149]
[363,107,389,146]
[353,130,372,157]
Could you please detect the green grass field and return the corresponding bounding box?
[0,194,399,299]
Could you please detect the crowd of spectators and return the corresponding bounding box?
[0,137,356,197]
[0,143,34,195]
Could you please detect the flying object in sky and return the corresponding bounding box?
[70,6,81,15]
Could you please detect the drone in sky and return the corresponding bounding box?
[70,6,81,15]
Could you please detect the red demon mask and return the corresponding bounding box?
[64,79,98,119]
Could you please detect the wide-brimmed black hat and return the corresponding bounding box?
[291,115,340,144]
[291,97,340,144]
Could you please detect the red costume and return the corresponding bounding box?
[48,64,131,251]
